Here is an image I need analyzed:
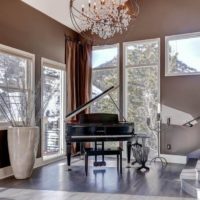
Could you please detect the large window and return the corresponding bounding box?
[0,44,34,126]
[91,44,119,150]
[166,32,200,76]
[124,39,160,156]
[41,58,66,159]
[91,44,119,113]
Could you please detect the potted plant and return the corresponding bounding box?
[0,80,58,179]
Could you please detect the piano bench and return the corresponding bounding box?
[84,147,123,176]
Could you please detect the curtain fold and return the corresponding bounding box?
[66,41,77,117]
[66,40,92,122]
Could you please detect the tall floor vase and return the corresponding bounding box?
[7,127,39,179]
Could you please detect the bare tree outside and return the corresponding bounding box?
[0,52,32,125]
[91,41,160,156]
[42,66,63,156]
[125,40,160,156]
[91,45,119,149]
[91,45,119,114]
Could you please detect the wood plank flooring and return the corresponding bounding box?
[0,189,195,200]
[0,158,194,199]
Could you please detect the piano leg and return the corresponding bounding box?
[117,154,119,173]
[85,154,88,176]
[120,150,122,174]
[66,142,72,171]
[126,141,132,168]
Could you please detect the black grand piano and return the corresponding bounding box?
[65,86,135,173]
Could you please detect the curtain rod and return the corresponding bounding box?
[65,34,93,45]
[64,34,80,42]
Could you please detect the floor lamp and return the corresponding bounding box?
[147,114,167,167]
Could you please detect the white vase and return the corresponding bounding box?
[7,127,39,179]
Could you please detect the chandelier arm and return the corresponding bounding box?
[71,5,111,25]
[71,5,108,28]
[71,11,92,23]
[70,6,83,33]
[71,5,92,19]
[71,1,138,22]
[71,8,132,28]
[71,0,139,16]
[70,3,89,33]
[71,17,83,33]
[71,10,122,28]
[130,0,140,17]
[70,0,93,37]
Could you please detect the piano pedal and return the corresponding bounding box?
[93,161,106,167]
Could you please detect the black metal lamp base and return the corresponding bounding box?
[132,160,150,171]
[137,164,150,171]
[150,156,168,167]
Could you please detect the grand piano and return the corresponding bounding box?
[65,86,135,171]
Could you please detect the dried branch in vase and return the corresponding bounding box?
[0,78,59,127]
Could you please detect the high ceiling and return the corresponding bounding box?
[22,0,76,31]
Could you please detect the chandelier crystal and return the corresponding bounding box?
[70,0,139,40]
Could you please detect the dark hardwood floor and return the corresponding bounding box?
[0,158,192,198]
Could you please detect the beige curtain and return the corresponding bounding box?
[66,40,92,153]
[66,40,92,121]
[77,43,92,110]
[66,41,77,117]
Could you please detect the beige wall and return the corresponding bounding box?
[95,0,200,155]
[1,0,200,158]
[0,0,78,161]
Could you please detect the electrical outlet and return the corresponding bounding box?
[167,144,171,150]
[167,117,171,126]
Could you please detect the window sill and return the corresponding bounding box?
[0,123,11,131]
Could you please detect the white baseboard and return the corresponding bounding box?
[0,166,13,180]
[160,154,187,164]
[0,155,66,180]
[34,155,66,168]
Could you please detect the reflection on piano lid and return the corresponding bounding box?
[65,85,119,120]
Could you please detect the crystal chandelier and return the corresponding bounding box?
[70,0,139,40]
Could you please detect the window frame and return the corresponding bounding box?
[0,44,35,129]
[165,32,200,76]
[122,38,161,157]
[123,38,161,123]
[41,57,66,160]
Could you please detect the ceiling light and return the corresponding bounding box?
[70,0,139,40]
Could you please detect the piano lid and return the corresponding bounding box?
[65,85,119,120]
